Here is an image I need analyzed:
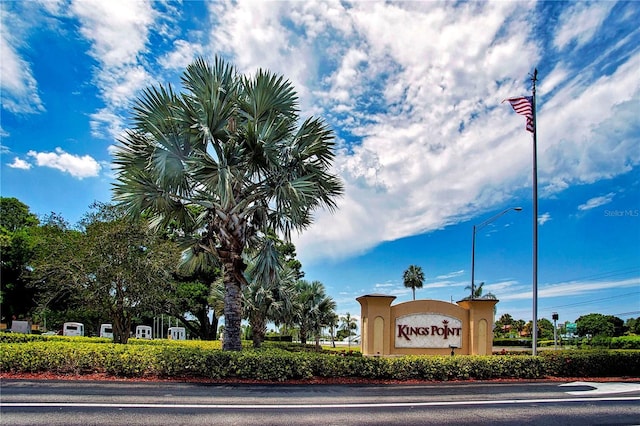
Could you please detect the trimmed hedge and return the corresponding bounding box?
[1,338,638,381]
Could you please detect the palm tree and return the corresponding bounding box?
[243,238,295,348]
[463,282,497,301]
[294,280,335,347]
[340,312,358,348]
[113,57,343,351]
[327,312,339,348]
[464,281,485,299]
[403,265,425,301]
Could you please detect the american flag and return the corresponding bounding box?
[505,96,533,133]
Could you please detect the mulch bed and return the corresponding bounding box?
[1,372,638,385]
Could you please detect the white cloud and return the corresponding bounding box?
[578,193,615,211]
[198,1,639,265]
[500,277,640,301]
[538,212,552,225]
[8,157,32,170]
[68,0,158,139]
[436,270,465,280]
[27,147,101,179]
[0,8,44,114]
[554,2,613,50]
[159,39,203,70]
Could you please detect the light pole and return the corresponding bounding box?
[471,207,523,299]
[552,312,559,350]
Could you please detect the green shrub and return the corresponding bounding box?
[2,339,639,381]
[541,350,640,377]
[610,336,640,349]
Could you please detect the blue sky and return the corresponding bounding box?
[2,1,639,328]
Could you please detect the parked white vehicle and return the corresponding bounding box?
[168,326,186,340]
[99,324,113,338]
[63,322,84,337]
[136,325,152,339]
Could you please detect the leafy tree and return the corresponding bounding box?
[403,265,425,301]
[0,197,42,325]
[340,312,358,348]
[113,57,343,351]
[606,315,625,337]
[576,313,616,337]
[0,197,39,232]
[165,277,224,340]
[625,317,640,335]
[28,215,89,331]
[32,203,180,343]
[494,313,514,336]
[537,318,555,340]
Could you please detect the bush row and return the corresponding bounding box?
[586,335,640,349]
[1,341,638,381]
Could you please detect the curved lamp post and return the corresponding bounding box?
[470,207,523,299]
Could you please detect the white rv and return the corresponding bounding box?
[99,324,113,338]
[136,325,152,339]
[168,326,186,340]
[63,322,84,337]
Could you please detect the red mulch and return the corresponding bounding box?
[1,372,638,385]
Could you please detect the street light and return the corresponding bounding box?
[470,207,523,299]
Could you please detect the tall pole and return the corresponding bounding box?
[471,225,477,299]
[531,69,539,355]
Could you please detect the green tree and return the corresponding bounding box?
[243,237,296,348]
[464,281,485,299]
[0,197,41,325]
[326,312,340,348]
[403,265,425,301]
[625,317,640,335]
[295,280,335,347]
[340,312,358,348]
[576,313,616,337]
[494,313,514,336]
[0,197,39,232]
[537,318,555,340]
[113,57,343,351]
[32,203,180,343]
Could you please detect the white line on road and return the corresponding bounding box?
[560,381,640,395]
[2,396,640,410]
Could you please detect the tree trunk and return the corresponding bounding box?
[112,312,130,344]
[221,250,244,351]
[251,315,266,348]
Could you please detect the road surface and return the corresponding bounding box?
[1,379,639,425]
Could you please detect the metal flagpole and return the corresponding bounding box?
[531,69,539,356]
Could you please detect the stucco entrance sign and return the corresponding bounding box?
[395,314,462,348]
[357,294,498,356]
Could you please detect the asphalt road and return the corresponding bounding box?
[1,379,639,425]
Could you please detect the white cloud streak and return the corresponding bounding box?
[0,7,44,114]
[578,193,615,211]
[499,277,640,301]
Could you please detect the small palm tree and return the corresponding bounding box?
[403,265,425,301]
[243,237,295,348]
[295,280,335,347]
[113,57,343,351]
[465,281,485,299]
[340,312,358,348]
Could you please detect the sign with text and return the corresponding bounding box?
[395,314,462,349]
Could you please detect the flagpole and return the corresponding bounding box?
[531,68,539,356]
